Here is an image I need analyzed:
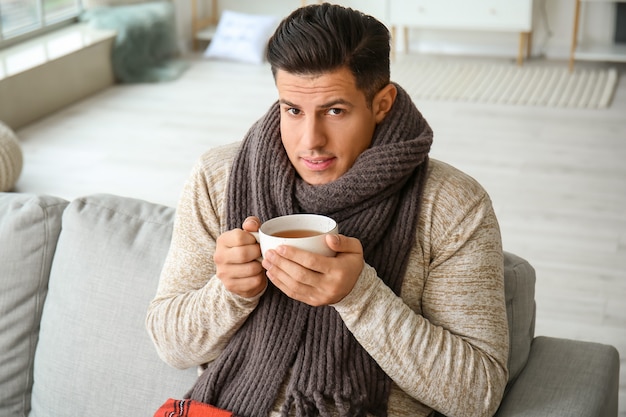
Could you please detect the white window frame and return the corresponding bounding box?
[0,0,83,49]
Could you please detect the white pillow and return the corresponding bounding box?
[204,10,279,64]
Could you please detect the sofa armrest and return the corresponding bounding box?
[495,336,620,417]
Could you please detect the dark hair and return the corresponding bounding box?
[266,3,391,104]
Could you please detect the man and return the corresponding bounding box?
[147,4,509,417]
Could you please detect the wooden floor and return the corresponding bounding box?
[14,54,626,415]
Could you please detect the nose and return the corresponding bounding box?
[300,115,326,149]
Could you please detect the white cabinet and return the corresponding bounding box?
[388,0,534,65]
[569,0,626,71]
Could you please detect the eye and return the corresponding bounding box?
[327,108,343,116]
[286,108,301,116]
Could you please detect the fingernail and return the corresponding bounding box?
[245,218,260,227]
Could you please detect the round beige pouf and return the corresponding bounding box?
[0,121,23,192]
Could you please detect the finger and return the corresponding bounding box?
[263,247,322,285]
[263,253,320,304]
[228,244,263,264]
[242,216,261,232]
[219,273,267,299]
[270,243,344,278]
[325,233,362,255]
[216,259,265,281]
[215,230,261,266]
[218,228,258,249]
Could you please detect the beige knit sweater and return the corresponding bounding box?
[146,141,509,417]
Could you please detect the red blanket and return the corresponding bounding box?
[155,398,235,417]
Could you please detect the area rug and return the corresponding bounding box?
[391,57,619,109]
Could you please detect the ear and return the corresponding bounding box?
[373,83,397,124]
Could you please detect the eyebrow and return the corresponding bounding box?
[279,98,354,109]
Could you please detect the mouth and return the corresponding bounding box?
[301,156,336,172]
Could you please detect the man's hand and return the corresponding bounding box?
[262,234,364,306]
[214,216,266,298]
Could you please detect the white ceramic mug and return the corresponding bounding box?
[251,214,338,258]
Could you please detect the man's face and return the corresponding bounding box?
[275,67,385,185]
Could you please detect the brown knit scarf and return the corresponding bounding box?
[186,84,433,417]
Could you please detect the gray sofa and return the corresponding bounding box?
[0,192,620,417]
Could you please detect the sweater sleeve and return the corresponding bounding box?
[332,160,509,417]
[146,142,262,369]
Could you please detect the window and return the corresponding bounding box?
[0,0,82,48]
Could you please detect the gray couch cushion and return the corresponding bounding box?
[503,251,536,384]
[29,194,197,417]
[495,336,620,417]
[0,193,68,417]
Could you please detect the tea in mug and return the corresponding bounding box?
[272,229,321,238]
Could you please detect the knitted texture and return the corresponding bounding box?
[0,122,23,192]
[187,85,433,417]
